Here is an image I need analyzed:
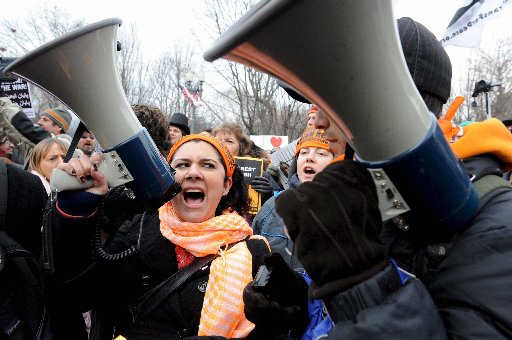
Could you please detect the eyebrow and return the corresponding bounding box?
[172,157,221,163]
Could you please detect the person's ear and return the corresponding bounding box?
[223,176,233,196]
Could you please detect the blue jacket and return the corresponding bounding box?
[252,174,303,270]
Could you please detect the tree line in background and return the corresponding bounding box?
[0,1,308,139]
[1,2,511,140]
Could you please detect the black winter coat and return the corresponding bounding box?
[323,172,512,339]
[49,205,270,339]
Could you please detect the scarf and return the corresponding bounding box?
[159,202,255,338]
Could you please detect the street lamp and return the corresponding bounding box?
[471,80,502,119]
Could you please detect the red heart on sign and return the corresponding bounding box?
[270,136,282,147]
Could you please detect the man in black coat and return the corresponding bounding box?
[239,17,512,339]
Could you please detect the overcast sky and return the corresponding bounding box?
[3,0,512,93]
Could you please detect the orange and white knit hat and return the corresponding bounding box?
[294,128,332,156]
[166,134,236,178]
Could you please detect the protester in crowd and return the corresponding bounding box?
[26,137,67,195]
[0,156,53,339]
[309,109,346,158]
[37,107,72,135]
[168,112,190,146]
[0,129,15,164]
[306,105,318,127]
[213,122,281,203]
[239,17,512,339]
[1,98,73,162]
[133,104,173,155]
[252,128,334,269]
[283,104,347,190]
[77,128,97,156]
[212,122,252,158]
[45,133,279,339]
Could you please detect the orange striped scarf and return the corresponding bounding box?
[159,202,255,338]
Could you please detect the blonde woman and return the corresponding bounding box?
[27,137,67,195]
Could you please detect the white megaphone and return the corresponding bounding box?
[204,0,478,232]
[5,18,179,202]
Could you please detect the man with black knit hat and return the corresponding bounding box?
[168,112,190,145]
[240,17,512,339]
[398,17,452,117]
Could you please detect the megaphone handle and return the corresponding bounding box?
[50,151,134,192]
[50,168,97,191]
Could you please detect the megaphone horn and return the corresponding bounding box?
[204,0,478,232]
[5,18,178,202]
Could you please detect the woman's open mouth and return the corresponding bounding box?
[303,166,316,175]
[183,189,205,207]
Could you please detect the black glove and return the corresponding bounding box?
[243,253,309,337]
[250,176,274,194]
[275,160,387,298]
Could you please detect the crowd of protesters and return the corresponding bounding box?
[1,15,512,340]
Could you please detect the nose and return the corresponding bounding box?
[304,149,316,162]
[184,163,203,180]
[314,111,330,130]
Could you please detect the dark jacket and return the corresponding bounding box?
[1,162,47,255]
[11,111,51,144]
[0,162,54,339]
[322,157,512,339]
[10,111,51,145]
[49,204,270,339]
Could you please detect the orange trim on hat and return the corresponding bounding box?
[294,128,332,156]
[307,105,319,117]
[166,134,236,178]
[44,109,70,131]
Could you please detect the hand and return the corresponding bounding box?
[275,160,387,296]
[243,254,308,336]
[250,176,273,194]
[0,97,22,121]
[58,152,108,195]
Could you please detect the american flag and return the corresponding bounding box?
[179,83,204,107]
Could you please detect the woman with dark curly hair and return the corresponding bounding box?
[47,134,273,339]
[132,104,173,155]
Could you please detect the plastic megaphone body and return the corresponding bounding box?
[5,19,179,202]
[204,0,478,232]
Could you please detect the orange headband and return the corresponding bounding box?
[307,105,319,117]
[166,134,236,178]
[43,109,70,131]
[294,128,332,156]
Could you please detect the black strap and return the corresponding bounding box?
[345,144,355,161]
[0,160,7,229]
[134,254,216,321]
[64,121,87,162]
